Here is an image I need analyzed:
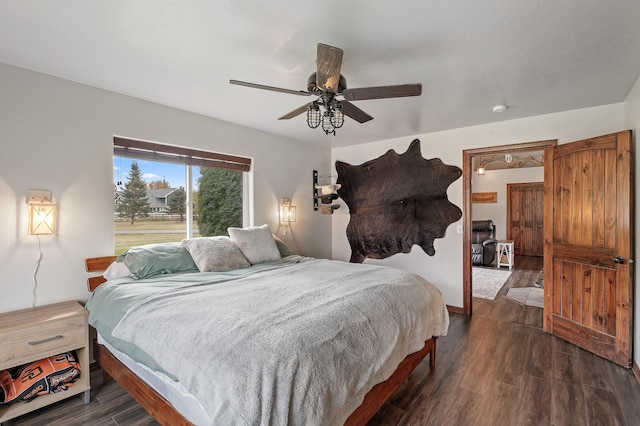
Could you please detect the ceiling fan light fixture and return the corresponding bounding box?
[322,110,336,135]
[307,103,321,128]
[231,43,422,136]
[330,104,344,129]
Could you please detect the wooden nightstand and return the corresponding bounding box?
[0,301,90,423]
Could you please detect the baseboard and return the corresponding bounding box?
[446,305,465,314]
[634,360,640,384]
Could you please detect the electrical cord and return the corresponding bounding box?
[32,235,42,307]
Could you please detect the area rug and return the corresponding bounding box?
[472,267,512,300]
[505,287,544,308]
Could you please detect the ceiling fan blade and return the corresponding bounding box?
[342,83,422,101]
[341,101,373,123]
[278,104,310,120]
[230,80,310,97]
[316,43,343,92]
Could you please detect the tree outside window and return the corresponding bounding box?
[197,168,243,236]
[167,187,187,222]
[117,161,150,225]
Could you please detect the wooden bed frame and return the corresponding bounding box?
[86,256,437,426]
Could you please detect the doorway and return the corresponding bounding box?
[462,140,557,315]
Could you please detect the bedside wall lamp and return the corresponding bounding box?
[28,202,57,235]
[280,198,296,224]
[26,190,57,308]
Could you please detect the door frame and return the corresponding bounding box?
[462,139,557,314]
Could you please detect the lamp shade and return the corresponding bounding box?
[280,198,296,224]
[28,203,57,235]
[307,103,321,128]
[285,205,296,223]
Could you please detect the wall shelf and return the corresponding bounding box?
[313,170,319,211]
[313,170,341,214]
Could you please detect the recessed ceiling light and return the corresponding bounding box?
[493,104,508,113]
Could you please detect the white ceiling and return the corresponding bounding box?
[1,1,639,148]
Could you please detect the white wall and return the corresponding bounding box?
[0,63,332,313]
[625,74,640,371]
[332,104,626,308]
[471,167,544,241]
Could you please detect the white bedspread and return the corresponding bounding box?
[112,257,449,425]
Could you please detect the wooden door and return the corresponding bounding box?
[534,183,544,257]
[507,182,544,256]
[544,131,633,367]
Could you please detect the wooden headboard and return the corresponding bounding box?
[85,256,117,291]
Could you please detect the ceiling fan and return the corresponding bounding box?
[230,43,422,135]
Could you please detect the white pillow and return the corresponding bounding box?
[227,225,281,264]
[103,261,132,281]
[182,236,250,272]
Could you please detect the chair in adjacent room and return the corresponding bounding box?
[471,220,497,266]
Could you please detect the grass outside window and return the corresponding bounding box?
[114,219,200,255]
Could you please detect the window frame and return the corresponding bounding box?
[113,137,252,241]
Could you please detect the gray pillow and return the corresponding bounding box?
[123,242,199,279]
[182,236,250,272]
[228,225,281,264]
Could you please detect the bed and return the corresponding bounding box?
[85,227,449,425]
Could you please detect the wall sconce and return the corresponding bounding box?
[27,190,57,308]
[28,203,57,235]
[477,166,486,176]
[27,190,57,235]
[280,198,296,224]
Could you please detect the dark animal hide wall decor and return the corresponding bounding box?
[336,139,462,263]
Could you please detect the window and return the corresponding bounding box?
[113,137,251,255]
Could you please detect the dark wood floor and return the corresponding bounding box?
[10,256,640,425]
[370,256,640,425]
